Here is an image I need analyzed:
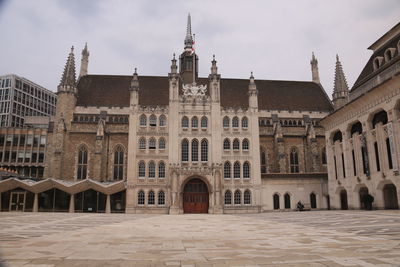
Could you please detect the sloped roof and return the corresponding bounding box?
[76,75,333,112]
[352,32,400,91]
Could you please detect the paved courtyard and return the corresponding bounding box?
[0,210,400,266]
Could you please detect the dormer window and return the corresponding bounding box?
[384,48,395,63]
[373,56,383,70]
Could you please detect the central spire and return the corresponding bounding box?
[184,13,193,51]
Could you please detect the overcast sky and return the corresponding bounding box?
[0,0,399,98]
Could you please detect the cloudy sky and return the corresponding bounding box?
[0,0,399,97]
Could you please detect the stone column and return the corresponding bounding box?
[105,194,111,214]
[33,193,39,212]
[69,194,75,213]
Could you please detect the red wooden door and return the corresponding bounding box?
[183,179,209,213]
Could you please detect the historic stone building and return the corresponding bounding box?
[321,23,400,210]
[0,15,333,213]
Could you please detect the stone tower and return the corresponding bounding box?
[332,54,349,109]
[179,13,198,84]
[45,47,77,179]
[310,52,320,84]
[79,43,89,77]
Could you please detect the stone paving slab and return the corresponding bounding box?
[0,211,399,266]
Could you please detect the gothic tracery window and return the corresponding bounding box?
[113,145,124,180]
[158,191,165,205]
[148,161,156,178]
[234,190,241,205]
[138,190,145,205]
[77,145,88,180]
[148,190,155,205]
[158,161,165,178]
[242,139,249,150]
[138,161,145,178]
[149,114,157,126]
[139,114,147,126]
[242,117,248,128]
[233,139,240,150]
[159,138,166,150]
[243,161,250,178]
[201,139,208,162]
[224,190,232,205]
[244,190,251,204]
[182,116,189,128]
[232,116,239,128]
[182,139,189,162]
[224,161,231,178]
[223,116,229,128]
[139,137,146,150]
[234,161,240,179]
[191,116,198,128]
[223,138,230,150]
[201,116,207,128]
[159,115,166,127]
[290,147,299,173]
[192,139,199,162]
[149,137,156,150]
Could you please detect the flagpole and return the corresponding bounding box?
[193,33,195,85]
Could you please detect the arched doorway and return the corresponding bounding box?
[383,184,399,209]
[183,178,209,213]
[340,189,348,210]
[359,187,369,210]
[310,193,317,209]
[273,194,280,210]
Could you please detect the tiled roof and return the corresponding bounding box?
[352,33,400,91]
[76,75,333,112]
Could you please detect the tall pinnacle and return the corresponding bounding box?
[79,42,89,77]
[310,52,320,83]
[59,46,77,89]
[332,54,349,109]
[333,54,349,93]
[184,13,193,50]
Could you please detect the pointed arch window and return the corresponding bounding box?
[386,138,393,169]
[139,137,146,150]
[232,116,239,128]
[243,161,250,179]
[290,147,299,173]
[159,115,166,127]
[139,114,147,126]
[321,147,327,165]
[234,190,241,205]
[138,190,145,205]
[182,116,189,128]
[113,145,124,180]
[148,161,156,178]
[224,190,232,205]
[192,139,199,162]
[242,117,248,128]
[158,161,165,178]
[233,139,240,150]
[234,161,241,179]
[201,116,207,128]
[260,147,267,173]
[223,138,230,150]
[148,190,155,205]
[223,116,229,128]
[149,114,157,126]
[138,161,145,178]
[201,139,208,162]
[284,193,291,209]
[149,137,156,150]
[224,161,231,179]
[191,116,198,128]
[77,145,88,180]
[159,138,166,150]
[181,139,189,162]
[242,139,249,150]
[244,190,251,204]
[158,191,165,205]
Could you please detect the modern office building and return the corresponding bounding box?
[0,74,57,127]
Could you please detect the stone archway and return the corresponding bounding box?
[340,189,348,210]
[383,184,399,209]
[182,178,209,213]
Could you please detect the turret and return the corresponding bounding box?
[179,13,198,84]
[169,54,179,101]
[248,72,258,110]
[129,68,139,107]
[332,54,349,109]
[79,43,89,77]
[209,55,220,102]
[55,46,77,129]
[310,52,320,84]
